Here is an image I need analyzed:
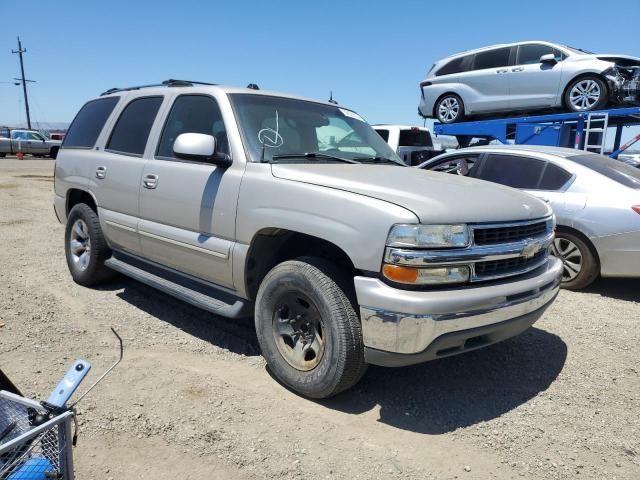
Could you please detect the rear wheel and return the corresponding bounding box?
[255,257,367,399]
[65,203,116,286]
[550,231,599,290]
[49,146,59,159]
[435,94,465,123]
[564,76,608,112]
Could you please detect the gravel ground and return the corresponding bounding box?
[0,159,638,480]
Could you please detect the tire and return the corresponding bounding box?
[0,153,6,158]
[551,230,599,290]
[64,203,116,286]
[435,94,465,124]
[564,76,608,113]
[255,257,367,399]
[49,147,59,159]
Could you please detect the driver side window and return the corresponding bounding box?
[156,94,229,159]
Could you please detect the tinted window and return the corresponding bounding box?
[428,154,480,175]
[399,129,433,147]
[474,48,511,70]
[517,44,563,64]
[569,153,640,189]
[63,97,119,148]
[107,96,162,156]
[157,95,229,159]
[539,163,572,190]
[375,129,390,142]
[436,55,473,76]
[478,154,545,188]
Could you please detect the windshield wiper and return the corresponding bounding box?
[268,152,360,164]
[352,156,407,166]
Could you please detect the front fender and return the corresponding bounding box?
[235,162,418,273]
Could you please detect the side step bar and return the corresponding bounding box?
[104,257,252,319]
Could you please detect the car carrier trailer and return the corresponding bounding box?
[433,106,640,159]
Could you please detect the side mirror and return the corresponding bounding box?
[540,53,557,65]
[173,133,231,167]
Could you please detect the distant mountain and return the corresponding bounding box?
[5,122,70,131]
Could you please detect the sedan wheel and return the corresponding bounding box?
[552,237,582,281]
[549,231,599,290]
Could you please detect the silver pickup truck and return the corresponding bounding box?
[54,80,562,398]
[0,129,61,158]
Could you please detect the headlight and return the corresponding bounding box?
[382,264,470,285]
[387,224,470,248]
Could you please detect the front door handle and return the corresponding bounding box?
[496,68,508,74]
[143,173,158,189]
[512,67,524,72]
[95,166,107,179]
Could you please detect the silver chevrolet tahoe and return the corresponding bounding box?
[54,79,563,398]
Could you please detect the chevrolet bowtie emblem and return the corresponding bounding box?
[521,239,542,259]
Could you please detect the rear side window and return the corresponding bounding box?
[63,97,119,148]
[436,55,473,76]
[399,129,433,147]
[375,129,389,142]
[569,153,640,189]
[539,163,572,190]
[106,96,163,156]
[473,48,511,70]
[517,44,563,64]
[478,154,545,189]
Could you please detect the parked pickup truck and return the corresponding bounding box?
[373,124,445,165]
[54,80,562,398]
[0,128,61,158]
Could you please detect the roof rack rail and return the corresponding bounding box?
[100,79,216,96]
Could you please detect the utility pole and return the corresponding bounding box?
[12,36,33,130]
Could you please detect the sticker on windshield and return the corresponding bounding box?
[258,110,284,148]
[339,108,364,122]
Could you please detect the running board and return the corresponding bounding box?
[104,257,251,319]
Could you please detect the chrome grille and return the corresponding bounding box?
[473,220,549,246]
[474,250,547,280]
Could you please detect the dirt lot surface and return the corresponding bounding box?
[1,159,638,480]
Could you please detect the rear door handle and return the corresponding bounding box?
[496,68,508,74]
[143,173,158,189]
[512,67,524,72]
[95,166,107,179]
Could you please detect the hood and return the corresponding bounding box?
[271,164,551,224]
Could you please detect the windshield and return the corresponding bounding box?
[230,94,402,164]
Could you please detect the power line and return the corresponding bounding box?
[12,36,35,130]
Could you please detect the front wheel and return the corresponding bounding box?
[550,231,599,290]
[564,76,608,112]
[435,94,465,123]
[255,258,367,399]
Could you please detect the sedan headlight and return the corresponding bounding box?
[387,224,470,248]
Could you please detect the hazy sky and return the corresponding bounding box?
[1,0,639,145]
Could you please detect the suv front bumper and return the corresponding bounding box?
[355,257,562,367]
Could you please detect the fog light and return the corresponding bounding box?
[382,264,470,285]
